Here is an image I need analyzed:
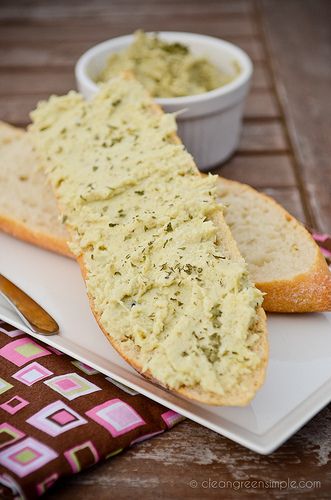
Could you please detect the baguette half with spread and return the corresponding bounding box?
[28,76,268,405]
[1,121,330,313]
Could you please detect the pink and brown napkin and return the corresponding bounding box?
[0,322,184,499]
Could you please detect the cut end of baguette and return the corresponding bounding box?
[217,177,331,313]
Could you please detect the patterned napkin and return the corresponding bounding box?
[0,322,184,499]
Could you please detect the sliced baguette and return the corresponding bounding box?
[0,121,329,313]
[217,178,331,312]
[29,76,268,406]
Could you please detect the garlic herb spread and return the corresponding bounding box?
[97,30,237,97]
[30,76,263,397]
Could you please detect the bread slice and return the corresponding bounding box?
[28,76,268,406]
[0,121,329,313]
[217,177,331,312]
[0,121,70,257]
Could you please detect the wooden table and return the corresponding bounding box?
[1,0,330,497]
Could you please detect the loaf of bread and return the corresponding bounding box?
[1,121,330,313]
[28,76,268,405]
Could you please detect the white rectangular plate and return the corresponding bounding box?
[1,232,331,454]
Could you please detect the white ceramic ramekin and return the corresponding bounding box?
[75,32,252,170]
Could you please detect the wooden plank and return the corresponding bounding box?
[42,409,330,500]
[244,90,280,119]
[0,39,266,71]
[0,42,92,69]
[251,64,271,89]
[216,154,296,188]
[0,0,254,21]
[239,121,288,153]
[0,70,75,95]
[226,37,266,62]
[0,17,258,43]
[261,0,331,232]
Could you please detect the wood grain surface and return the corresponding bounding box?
[0,0,330,498]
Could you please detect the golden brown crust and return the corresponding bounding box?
[216,177,331,313]
[0,213,72,258]
[260,250,331,312]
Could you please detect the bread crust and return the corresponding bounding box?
[216,177,331,312]
[260,249,331,312]
[0,213,72,257]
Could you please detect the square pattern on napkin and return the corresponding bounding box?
[0,322,184,498]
